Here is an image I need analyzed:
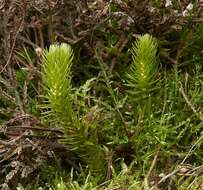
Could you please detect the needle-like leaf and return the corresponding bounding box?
[42,43,73,125]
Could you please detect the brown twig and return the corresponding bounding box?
[160,52,178,64]
[106,149,114,181]
[149,168,181,190]
[179,83,203,121]
[0,17,24,74]
[6,126,64,134]
[141,149,160,190]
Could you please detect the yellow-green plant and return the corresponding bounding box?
[126,34,158,101]
[41,43,105,173]
[42,43,73,125]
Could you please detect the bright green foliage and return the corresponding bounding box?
[61,125,105,174]
[126,34,158,101]
[11,32,203,190]
[42,44,105,173]
[42,43,73,125]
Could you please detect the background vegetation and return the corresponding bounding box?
[0,0,203,189]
